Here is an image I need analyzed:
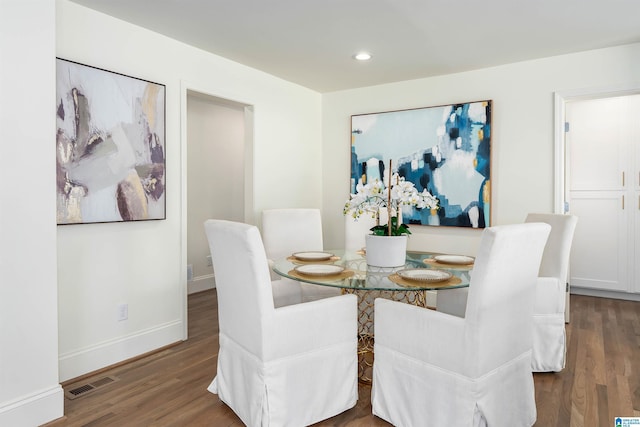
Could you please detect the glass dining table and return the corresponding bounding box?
[272,249,472,383]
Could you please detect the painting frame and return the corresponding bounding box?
[350,100,492,228]
[56,58,166,225]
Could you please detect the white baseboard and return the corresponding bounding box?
[58,319,184,382]
[0,385,63,427]
[571,287,640,301]
[188,274,215,295]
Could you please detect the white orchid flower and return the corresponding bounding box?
[344,170,439,220]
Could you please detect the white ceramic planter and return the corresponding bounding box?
[365,234,408,267]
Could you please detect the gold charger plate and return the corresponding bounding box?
[388,273,462,288]
[291,251,335,261]
[434,254,475,265]
[423,258,474,270]
[288,269,355,281]
[287,255,341,264]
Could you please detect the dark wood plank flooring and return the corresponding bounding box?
[48,290,640,426]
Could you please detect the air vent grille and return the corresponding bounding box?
[64,375,119,400]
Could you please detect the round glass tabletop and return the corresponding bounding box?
[272,250,471,291]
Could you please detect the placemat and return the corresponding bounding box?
[388,273,462,288]
[287,269,355,281]
[423,258,474,270]
[287,255,341,264]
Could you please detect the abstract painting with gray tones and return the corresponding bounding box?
[56,59,165,224]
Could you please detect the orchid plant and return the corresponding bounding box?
[344,169,439,236]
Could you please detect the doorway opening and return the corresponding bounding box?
[181,86,255,338]
[554,86,640,303]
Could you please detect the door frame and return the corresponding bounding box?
[554,83,640,308]
[179,80,256,339]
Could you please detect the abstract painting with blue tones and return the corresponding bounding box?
[351,100,491,228]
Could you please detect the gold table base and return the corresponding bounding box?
[342,288,429,383]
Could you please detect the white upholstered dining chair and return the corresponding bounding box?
[344,208,388,250]
[344,214,376,251]
[371,223,550,427]
[262,208,341,302]
[525,213,578,372]
[204,219,358,426]
[437,213,578,372]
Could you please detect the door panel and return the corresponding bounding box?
[566,95,639,295]
[569,192,628,292]
[567,97,628,192]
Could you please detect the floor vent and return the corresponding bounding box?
[64,375,119,400]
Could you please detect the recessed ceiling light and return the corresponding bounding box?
[353,52,372,61]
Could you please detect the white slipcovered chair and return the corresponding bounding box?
[262,208,341,303]
[437,213,578,372]
[525,213,578,372]
[344,208,388,250]
[344,214,376,251]
[371,223,550,427]
[204,219,358,427]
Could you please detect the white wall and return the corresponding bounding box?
[56,0,322,381]
[0,1,64,426]
[187,95,245,292]
[2,3,634,424]
[322,43,640,255]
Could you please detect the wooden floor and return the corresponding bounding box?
[50,290,640,427]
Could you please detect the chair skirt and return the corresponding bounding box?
[211,333,358,427]
[371,344,536,427]
[532,313,566,372]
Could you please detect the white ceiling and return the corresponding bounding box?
[69,0,640,92]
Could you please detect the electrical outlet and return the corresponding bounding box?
[206,255,212,267]
[187,264,193,281]
[117,303,128,321]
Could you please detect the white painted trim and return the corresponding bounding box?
[554,83,640,320]
[244,105,256,224]
[0,385,63,427]
[180,80,190,341]
[571,287,640,302]
[181,80,256,109]
[188,274,216,294]
[555,83,640,102]
[553,85,640,312]
[553,92,566,215]
[58,320,183,382]
[179,79,257,339]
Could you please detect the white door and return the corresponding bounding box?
[565,95,640,294]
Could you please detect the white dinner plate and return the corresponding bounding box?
[433,255,475,265]
[397,268,453,283]
[294,264,345,276]
[292,251,334,261]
